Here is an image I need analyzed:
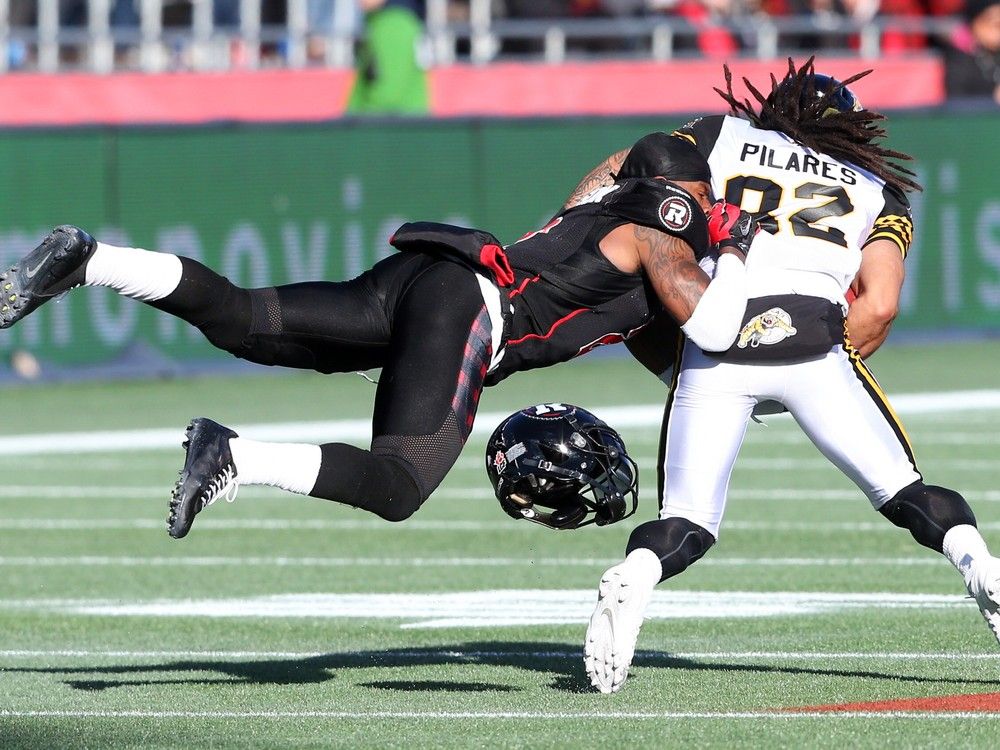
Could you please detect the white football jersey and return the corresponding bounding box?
[673,115,913,303]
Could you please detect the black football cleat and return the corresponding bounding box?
[168,418,240,540]
[0,225,96,329]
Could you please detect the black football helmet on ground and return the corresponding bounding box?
[485,403,638,530]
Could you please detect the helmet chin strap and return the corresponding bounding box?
[510,454,636,529]
[508,492,533,508]
[509,476,599,530]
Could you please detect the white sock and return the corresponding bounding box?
[229,437,322,496]
[84,241,184,302]
[620,548,663,588]
[942,524,992,588]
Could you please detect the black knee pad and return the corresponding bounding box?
[364,456,425,522]
[626,517,717,583]
[879,481,976,552]
[312,443,425,522]
[189,285,255,356]
[150,257,256,355]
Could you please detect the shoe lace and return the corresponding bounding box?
[201,464,239,510]
[53,286,80,304]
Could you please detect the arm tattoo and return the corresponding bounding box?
[633,225,709,323]
[562,149,630,211]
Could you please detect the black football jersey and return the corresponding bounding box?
[487,177,706,385]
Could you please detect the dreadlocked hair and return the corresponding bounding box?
[714,57,922,194]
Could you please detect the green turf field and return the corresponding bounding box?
[2,341,1000,748]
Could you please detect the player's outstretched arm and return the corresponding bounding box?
[633,225,709,321]
[562,148,630,211]
[846,238,904,358]
[632,224,749,353]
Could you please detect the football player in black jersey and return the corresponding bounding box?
[0,137,757,540]
[580,59,1000,694]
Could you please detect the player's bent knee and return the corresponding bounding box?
[312,443,429,521]
[373,469,426,522]
[200,324,248,357]
[879,481,976,552]
[195,286,255,355]
[626,517,717,583]
[331,453,425,522]
[197,287,296,364]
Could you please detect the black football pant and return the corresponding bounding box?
[149,253,494,521]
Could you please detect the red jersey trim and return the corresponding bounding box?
[506,308,588,346]
[508,275,541,299]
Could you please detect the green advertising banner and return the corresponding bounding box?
[1,112,998,368]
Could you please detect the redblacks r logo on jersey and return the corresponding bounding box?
[659,197,692,231]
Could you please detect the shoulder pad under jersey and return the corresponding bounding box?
[670,114,726,158]
[602,178,711,260]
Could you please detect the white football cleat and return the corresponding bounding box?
[584,557,658,694]
[967,556,1000,644]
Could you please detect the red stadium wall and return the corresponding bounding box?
[428,58,944,116]
[0,56,943,126]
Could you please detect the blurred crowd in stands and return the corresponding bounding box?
[4,0,999,102]
[479,0,1000,103]
[942,0,1000,99]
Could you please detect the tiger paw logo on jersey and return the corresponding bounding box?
[737,307,797,348]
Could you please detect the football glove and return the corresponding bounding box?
[707,201,758,256]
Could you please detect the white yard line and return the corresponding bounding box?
[456,456,1000,472]
[743,432,1000,446]
[0,555,955,567]
[0,485,998,504]
[9,454,996,473]
[0,649,995,660]
[731,458,1000,471]
[0,590,969,626]
[4,486,1000,503]
[0,518,506,531]
[0,709,996,720]
[4,518,1000,533]
[0,390,998,456]
[0,486,497,500]
[729,489,1000,502]
[0,486,493,500]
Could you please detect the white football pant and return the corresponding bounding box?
[660,344,922,538]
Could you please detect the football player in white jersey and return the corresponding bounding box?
[583,59,1000,694]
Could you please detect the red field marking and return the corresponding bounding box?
[792,693,1000,713]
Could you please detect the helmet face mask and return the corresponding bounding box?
[486,404,639,530]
